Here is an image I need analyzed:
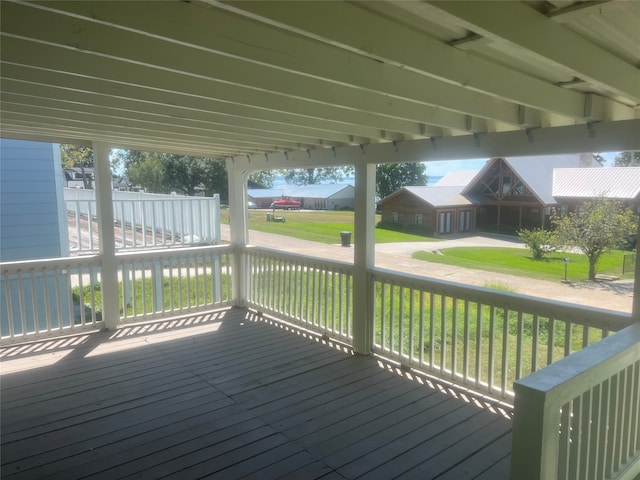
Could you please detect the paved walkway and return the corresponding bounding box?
[221,225,634,314]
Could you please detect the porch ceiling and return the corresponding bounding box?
[1,1,639,163]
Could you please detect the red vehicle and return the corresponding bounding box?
[270,198,301,210]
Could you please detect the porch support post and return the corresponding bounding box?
[633,221,640,321]
[93,142,118,330]
[352,161,376,354]
[226,161,248,306]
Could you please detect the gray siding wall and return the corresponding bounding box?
[1,139,68,261]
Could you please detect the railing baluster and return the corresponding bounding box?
[451,296,458,380]
[409,287,415,364]
[501,307,509,397]
[398,286,404,359]
[419,291,425,368]
[440,294,446,376]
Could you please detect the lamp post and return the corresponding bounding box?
[563,258,570,283]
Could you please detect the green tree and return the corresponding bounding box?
[249,170,276,188]
[614,151,640,166]
[60,144,95,189]
[128,154,168,194]
[376,162,428,199]
[517,228,556,260]
[282,167,353,185]
[551,198,637,280]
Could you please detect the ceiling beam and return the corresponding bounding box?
[1,90,354,149]
[214,0,628,121]
[15,0,531,128]
[0,63,382,143]
[232,119,640,170]
[425,1,640,103]
[1,3,491,136]
[0,36,444,140]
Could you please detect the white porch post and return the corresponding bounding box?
[226,160,248,306]
[352,161,376,354]
[633,221,640,321]
[93,142,118,330]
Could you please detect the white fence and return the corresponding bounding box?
[512,322,640,480]
[370,267,632,402]
[243,246,353,343]
[1,245,233,343]
[64,189,220,253]
[1,255,103,342]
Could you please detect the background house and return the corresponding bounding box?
[248,184,355,210]
[553,167,640,215]
[379,153,602,235]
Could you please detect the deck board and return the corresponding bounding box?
[1,307,513,479]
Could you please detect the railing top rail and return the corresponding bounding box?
[514,322,640,405]
[243,245,354,272]
[370,266,632,331]
[115,243,233,261]
[1,254,102,272]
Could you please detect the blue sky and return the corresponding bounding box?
[424,151,621,177]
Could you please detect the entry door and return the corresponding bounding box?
[438,211,452,234]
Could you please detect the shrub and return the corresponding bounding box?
[517,228,556,260]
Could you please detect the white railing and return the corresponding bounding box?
[512,322,640,480]
[370,267,632,402]
[65,189,220,253]
[116,244,233,324]
[244,246,353,343]
[1,255,103,343]
[1,245,233,342]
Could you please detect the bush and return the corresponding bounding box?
[517,228,556,260]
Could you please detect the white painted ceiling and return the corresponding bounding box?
[1,1,639,161]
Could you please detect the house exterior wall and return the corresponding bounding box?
[1,139,68,261]
[379,191,475,236]
[0,139,72,335]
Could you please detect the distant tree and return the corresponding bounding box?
[282,167,353,185]
[376,162,428,199]
[112,149,147,173]
[517,228,556,260]
[128,154,168,194]
[121,151,228,199]
[249,170,276,188]
[614,151,640,167]
[60,144,95,189]
[551,198,637,280]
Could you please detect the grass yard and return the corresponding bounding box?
[413,247,632,282]
[222,208,440,244]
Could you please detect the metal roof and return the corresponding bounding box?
[1,1,639,165]
[553,167,640,199]
[433,170,480,187]
[400,186,475,208]
[463,154,599,205]
[248,184,354,200]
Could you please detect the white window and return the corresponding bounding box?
[415,214,423,226]
[391,212,398,223]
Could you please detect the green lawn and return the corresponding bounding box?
[412,247,632,282]
[222,208,440,244]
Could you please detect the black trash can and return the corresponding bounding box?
[340,231,352,247]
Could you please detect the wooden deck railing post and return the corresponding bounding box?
[352,161,376,354]
[93,141,119,330]
[512,383,560,480]
[227,161,248,306]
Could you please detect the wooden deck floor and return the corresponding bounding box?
[1,308,513,479]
